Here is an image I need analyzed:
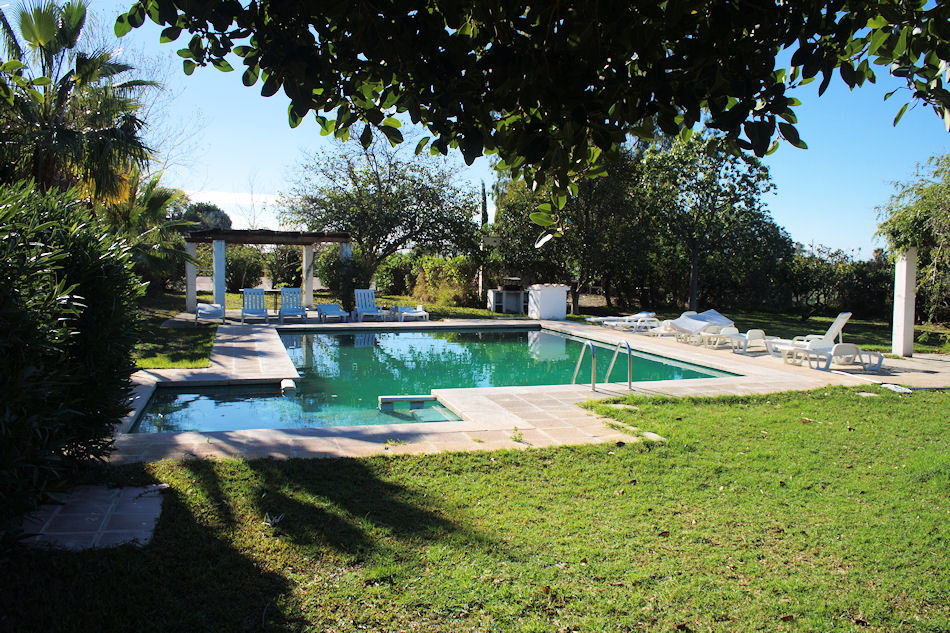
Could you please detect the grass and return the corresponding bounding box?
[3,386,947,632]
[134,292,216,369]
[569,306,950,353]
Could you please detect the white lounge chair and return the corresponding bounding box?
[241,288,269,324]
[726,329,777,354]
[353,289,388,322]
[699,326,739,348]
[278,288,307,323]
[195,302,225,325]
[765,312,852,356]
[806,343,885,371]
[391,305,429,321]
[670,309,734,345]
[776,341,884,371]
[586,311,655,326]
[316,304,348,323]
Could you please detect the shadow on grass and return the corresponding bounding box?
[0,455,506,633]
[245,457,504,561]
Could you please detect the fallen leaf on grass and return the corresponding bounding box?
[800,417,818,424]
[658,530,670,537]
[780,614,794,622]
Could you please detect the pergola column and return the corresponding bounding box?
[213,239,226,307]
[185,241,197,312]
[892,247,917,357]
[302,244,315,308]
[339,242,352,261]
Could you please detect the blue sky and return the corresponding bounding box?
[92,1,949,257]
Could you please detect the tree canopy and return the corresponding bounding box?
[278,134,479,279]
[0,0,155,199]
[877,154,950,321]
[115,0,950,210]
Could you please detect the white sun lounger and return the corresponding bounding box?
[391,305,429,321]
[764,312,853,356]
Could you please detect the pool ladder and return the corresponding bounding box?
[572,341,634,391]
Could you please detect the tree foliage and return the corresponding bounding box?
[0,183,142,535]
[116,0,950,208]
[176,201,232,231]
[878,154,950,322]
[0,0,155,199]
[279,134,479,281]
[642,135,779,311]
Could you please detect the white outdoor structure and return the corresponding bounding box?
[892,247,917,357]
[527,283,570,319]
[183,229,351,314]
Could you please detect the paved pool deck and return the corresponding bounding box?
[111,315,950,464]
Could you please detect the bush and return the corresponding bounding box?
[225,245,265,292]
[0,183,142,535]
[375,252,417,295]
[413,255,479,306]
[315,245,374,309]
[265,245,303,288]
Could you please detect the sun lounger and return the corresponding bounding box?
[391,305,429,321]
[278,288,307,323]
[670,309,734,345]
[354,289,388,322]
[765,312,852,356]
[241,288,268,324]
[699,326,739,348]
[774,341,884,371]
[726,329,778,354]
[316,304,348,323]
[195,302,225,325]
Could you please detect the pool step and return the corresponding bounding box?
[378,394,435,411]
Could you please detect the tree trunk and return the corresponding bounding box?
[689,242,699,312]
[603,275,613,309]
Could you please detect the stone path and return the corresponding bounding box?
[19,485,166,550]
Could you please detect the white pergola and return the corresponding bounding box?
[182,229,351,312]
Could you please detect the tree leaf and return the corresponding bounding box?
[183,60,196,75]
[380,125,403,146]
[160,26,181,43]
[414,136,430,154]
[529,212,555,227]
[778,122,807,149]
[893,102,909,126]
[212,58,233,72]
[114,13,132,37]
[242,66,259,87]
[382,116,401,128]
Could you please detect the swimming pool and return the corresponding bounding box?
[132,327,732,433]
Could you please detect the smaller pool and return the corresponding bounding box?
[133,384,460,433]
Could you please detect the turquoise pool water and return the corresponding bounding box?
[133,328,731,433]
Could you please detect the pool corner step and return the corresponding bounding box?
[378,394,435,411]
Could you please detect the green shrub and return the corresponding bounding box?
[413,255,479,306]
[315,245,374,309]
[225,245,265,292]
[375,252,417,295]
[265,245,303,288]
[0,183,142,535]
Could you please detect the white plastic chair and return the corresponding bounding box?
[278,288,307,323]
[241,288,269,324]
[353,289,388,322]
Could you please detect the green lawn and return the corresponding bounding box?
[134,292,216,369]
[3,386,947,632]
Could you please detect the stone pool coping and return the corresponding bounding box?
[113,318,935,464]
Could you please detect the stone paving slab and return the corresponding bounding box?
[19,485,166,550]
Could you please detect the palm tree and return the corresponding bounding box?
[0,1,156,199]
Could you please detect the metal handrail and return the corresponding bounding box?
[605,341,633,391]
[571,341,597,391]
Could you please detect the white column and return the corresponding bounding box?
[212,239,226,307]
[892,247,917,357]
[339,242,352,261]
[302,244,315,308]
[185,241,197,312]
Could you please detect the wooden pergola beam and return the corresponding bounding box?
[184,229,350,245]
